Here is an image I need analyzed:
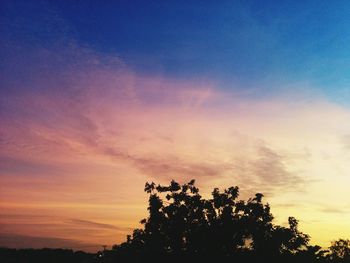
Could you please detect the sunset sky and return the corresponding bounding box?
[1,0,350,252]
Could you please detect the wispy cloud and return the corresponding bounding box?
[320,207,346,214]
[67,219,129,231]
[249,143,304,192]
[319,206,350,215]
[340,134,350,150]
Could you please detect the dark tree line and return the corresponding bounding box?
[108,180,350,263]
[0,248,96,263]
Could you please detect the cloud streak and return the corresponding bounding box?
[67,219,128,231]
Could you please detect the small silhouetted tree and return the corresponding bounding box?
[329,239,350,262]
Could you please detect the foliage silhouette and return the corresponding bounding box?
[329,239,350,262]
[110,179,349,263]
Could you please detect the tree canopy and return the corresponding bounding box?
[109,180,349,263]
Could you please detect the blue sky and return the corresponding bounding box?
[2,0,350,103]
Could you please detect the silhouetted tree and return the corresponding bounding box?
[329,239,350,262]
[112,179,329,262]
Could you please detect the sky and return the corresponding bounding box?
[1,0,350,252]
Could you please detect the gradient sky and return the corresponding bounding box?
[1,0,350,252]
